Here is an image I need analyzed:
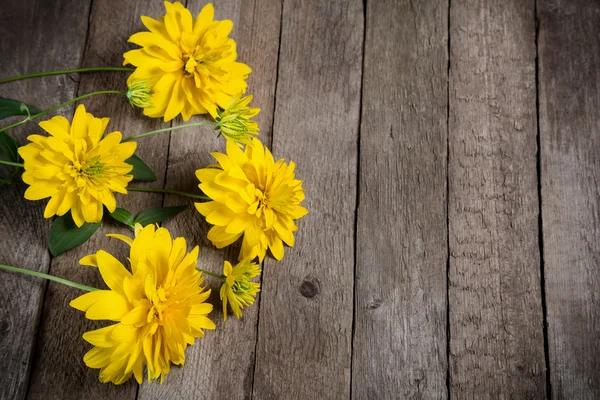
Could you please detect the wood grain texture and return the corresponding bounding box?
[251,0,362,398]
[137,0,281,398]
[352,0,448,398]
[0,1,91,399]
[448,0,546,397]
[538,1,600,398]
[26,1,171,399]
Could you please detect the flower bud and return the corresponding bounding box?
[126,80,154,109]
[215,95,260,145]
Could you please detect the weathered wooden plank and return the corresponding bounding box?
[0,1,91,399]
[137,1,281,398]
[26,1,171,398]
[250,0,362,398]
[448,0,546,397]
[352,0,448,398]
[538,1,600,398]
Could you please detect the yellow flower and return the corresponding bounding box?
[220,259,261,320]
[195,138,308,261]
[215,95,260,145]
[70,224,215,384]
[123,2,251,122]
[17,104,136,227]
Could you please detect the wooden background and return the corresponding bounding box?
[0,0,598,399]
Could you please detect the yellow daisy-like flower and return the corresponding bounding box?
[70,224,215,384]
[123,1,251,121]
[17,104,136,227]
[216,94,260,146]
[195,138,308,262]
[220,259,261,320]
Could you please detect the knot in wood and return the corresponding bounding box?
[299,276,320,298]
[0,318,10,334]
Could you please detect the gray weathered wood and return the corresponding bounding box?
[250,0,362,398]
[538,1,600,398]
[3,0,600,397]
[138,0,281,398]
[352,0,449,398]
[26,1,170,398]
[0,1,91,399]
[448,0,546,397]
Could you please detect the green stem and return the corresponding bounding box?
[123,121,218,142]
[128,187,211,201]
[0,90,126,134]
[197,268,226,280]
[0,263,99,292]
[0,160,24,167]
[0,67,135,84]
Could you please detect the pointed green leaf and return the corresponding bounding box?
[110,208,135,227]
[134,205,187,227]
[49,213,101,256]
[0,132,20,162]
[125,154,156,182]
[0,97,40,120]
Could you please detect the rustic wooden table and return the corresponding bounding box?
[0,0,598,399]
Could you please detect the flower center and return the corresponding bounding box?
[183,54,198,75]
[67,157,106,179]
[179,42,231,79]
[82,159,105,177]
[233,279,251,294]
[147,286,170,323]
[255,188,268,212]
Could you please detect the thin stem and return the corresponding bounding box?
[0,160,23,167]
[197,268,226,280]
[0,263,99,292]
[123,121,218,142]
[0,90,126,134]
[0,67,135,84]
[128,187,211,201]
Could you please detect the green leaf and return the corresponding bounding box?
[0,97,40,120]
[110,208,135,227]
[134,205,187,227]
[125,154,156,182]
[0,132,20,162]
[49,213,101,256]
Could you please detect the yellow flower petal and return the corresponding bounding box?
[83,347,113,369]
[24,183,56,201]
[269,237,285,261]
[82,324,118,347]
[97,250,132,293]
[80,253,98,267]
[70,104,88,138]
[38,116,70,140]
[121,305,150,326]
[106,234,133,247]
